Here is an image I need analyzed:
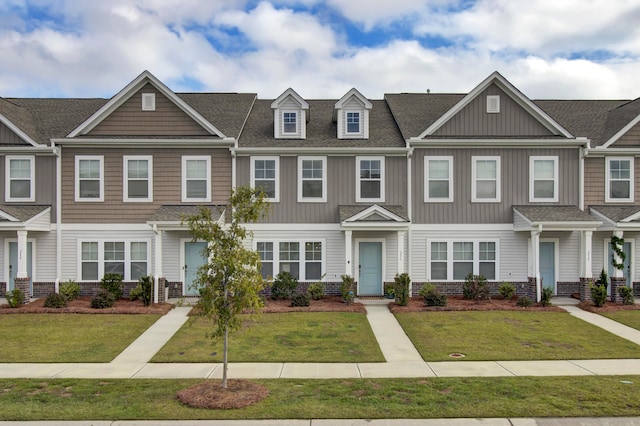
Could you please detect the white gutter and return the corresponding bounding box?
[51,138,235,147]
[406,147,413,286]
[579,146,585,210]
[408,138,586,147]
[54,142,62,290]
[231,147,410,156]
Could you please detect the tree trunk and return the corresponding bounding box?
[222,324,229,389]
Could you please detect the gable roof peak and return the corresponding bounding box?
[335,87,373,110]
[271,88,309,110]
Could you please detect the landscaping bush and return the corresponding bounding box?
[498,282,515,300]
[5,288,24,308]
[540,287,553,307]
[270,271,298,300]
[618,286,635,305]
[307,281,325,300]
[340,275,354,305]
[393,273,411,306]
[130,275,153,306]
[43,292,67,308]
[596,269,608,290]
[59,280,80,301]
[418,283,447,307]
[383,283,394,299]
[463,273,489,300]
[590,282,608,307]
[291,292,310,307]
[516,296,533,308]
[91,290,116,309]
[100,273,124,300]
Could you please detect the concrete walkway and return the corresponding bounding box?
[562,305,640,345]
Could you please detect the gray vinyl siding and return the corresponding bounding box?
[162,231,192,282]
[592,231,640,282]
[0,230,57,282]
[351,230,400,282]
[433,83,555,137]
[412,147,580,224]
[0,155,57,221]
[0,122,29,145]
[542,231,580,282]
[237,155,407,223]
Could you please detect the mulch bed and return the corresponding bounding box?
[261,295,366,313]
[0,296,174,315]
[176,379,269,409]
[577,300,640,313]
[389,296,566,313]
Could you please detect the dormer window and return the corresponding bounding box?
[283,112,297,134]
[335,88,372,139]
[346,112,361,134]
[272,88,308,139]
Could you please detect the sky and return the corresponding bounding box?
[1,0,640,100]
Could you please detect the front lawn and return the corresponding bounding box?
[152,312,384,362]
[395,311,640,361]
[0,314,161,362]
[601,310,640,331]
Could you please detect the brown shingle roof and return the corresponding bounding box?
[147,205,225,222]
[178,93,256,139]
[0,205,50,222]
[513,205,598,222]
[590,205,640,223]
[384,93,463,139]
[339,205,409,222]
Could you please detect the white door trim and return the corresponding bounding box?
[355,238,386,295]
[5,238,37,289]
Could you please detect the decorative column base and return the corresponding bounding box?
[579,277,592,302]
[157,277,167,303]
[610,277,626,304]
[14,277,31,304]
[527,277,538,301]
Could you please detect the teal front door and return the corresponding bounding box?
[359,242,382,296]
[608,241,631,292]
[9,241,33,292]
[539,241,555,292]
[184,242,207,296]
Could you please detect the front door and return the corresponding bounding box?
[184,241,207,296]
[8,241,33,292]
[358,242,382,296]
[539,241,555,292]
[608,241,632,292]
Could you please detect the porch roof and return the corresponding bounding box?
[589,205,640,229]
[340,204,409,231]
[513,205,601,231]
[0,204,51,231]
[147,205,226,230]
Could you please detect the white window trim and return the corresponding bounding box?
[605,157,634,203]
[424,156,453,203]
[75,155,104,202]
[5,155,35,202]
[123,155,153,202]
[254,239,326,282]
[282,110,299,135]
[181,155,211,203]
[426,239,500,282]
[251,156,280,202]
[345,110,363,135]
[77,239,150,282]
[472,156,501,203]
[356,156,385,202]
[298,156,327,203]
[486,95,500,113]
[141,93,156,111]
[529,156,558,202]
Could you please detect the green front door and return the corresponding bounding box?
[184,242,207,296]
[359,242,382,296]
[9,241,32,292]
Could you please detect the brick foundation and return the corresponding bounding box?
[579,277,593,302]
[261,281,343,298]
[167,281,182,299]
[411,281,531,298]
[32,282,55,298]
[527,277,538,301]
[633,282,640,298]
[14,277,30,303]
[609,276,627,304]
[77,281,139,298]
[157,277,167,302]
[556,282,580,297]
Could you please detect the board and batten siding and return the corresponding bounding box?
[584,157,640,206]
[87,83,210,136]
[0,155,57,221]
[61,147,231,223]
[237,155,407,223]
[412,147,581,224]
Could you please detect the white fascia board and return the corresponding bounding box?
[271,88,309,110]
[23,207,51,226]
[411,223,514,231]
[531,221,602,231]
[587,147,640,156]
[588,208,618,227]
[60,223,154,231]
[0,210,18,221]
[232,147,409,156]
[335,88,372,110]
[409,138,584,148]
[52,138,235,147]
[613,222,640,229]
[341,222,409,231]
[244,223,341,231]
[621,210,640,222]
[601,113,640,149]
[0,114,41,147]
[345,204,406,223]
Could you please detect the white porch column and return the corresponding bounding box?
[531,230,541,302]
[153,226,163,304]
[344,230,353,277]
[16,230,28,278]
[583,230,593,279]
[397,231,405,274]
[612,230,624,278]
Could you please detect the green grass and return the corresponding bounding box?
[395,311,640,361]
[0,314,161,362]
[601,310,640,331]
[0,376,639,420]
[152,312,384,362]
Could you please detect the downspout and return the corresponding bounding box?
[406,146,413,293]
[54,142,62,293]
[579,146,585,211]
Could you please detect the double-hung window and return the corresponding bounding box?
[283,112,297,134]
[425,156,453,202]
[182,156,211,202]
[251,156,279,202]
[298,156,326,202]
[606,157,634,202]
[356,156,384,202]
[530,156,558,202]
[256,240,324,281]
[124,156,152,202]
[472,156,500,202]
[75,156,103,202]
[257,242,274,279]
[346,112,361,134]
[428,240,498,281]
[80,240,149,281]
[5,155,34,202]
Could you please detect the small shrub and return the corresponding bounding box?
[44,292,68,308]
[291,292,310,307]
[596,269,608,290]
[498,282,515,300]
[340,275,355,305]
[100,273,124,300]
[270,271,298,300]
[130,275,153,306]
[307,281,325,300]
[463,273,489,301]
[393,273,411,306]
[590,282,608,307]
[5,288,24,308]
[91,290,116,309]
[418,283,447,307]
[516,296,533,308]
[540,287,554,307]
[618,286,635,305]
[59,280,80,301]
[383,283,394,298]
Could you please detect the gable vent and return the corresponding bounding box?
[486,95,500,113]
[142,93,156,111]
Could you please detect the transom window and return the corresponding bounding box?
[251,156,279,201]
[257,240,324,281]
[606,157,634,202]
[298,156,326,202]
[283,112,297,134]
[346,112,361,133]
[356,156,384,202]
[428,240,498,281]
[530,156,558,202]
[6,156,34,202]
[80,240,148,281]
[472,156,500,202]
[425,156,453,202]
[182,156,211,202]
[75,156,103,202]
[124,156,152,202]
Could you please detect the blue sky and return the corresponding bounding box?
[1,0,640,99]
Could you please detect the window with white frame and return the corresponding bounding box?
[428,240,498,281]
[251,156,279,201]
[298,156,326,202]
[356,156,384,202]
[282,111,297,134]
[530,156,558,202]
[472,156,500,202]
[425,156,453,202]
[141,93,156,111]
[75,156,103,202]
[182,156,211,202]
[256,240,323,281]
[5,155,34,202]
[606,157,634,202]
[346,111,361,134]
[80,240,148,281]
[124,156,152,202]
